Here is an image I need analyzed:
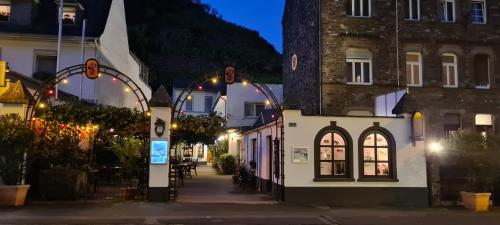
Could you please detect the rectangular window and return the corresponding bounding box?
[441,0,455,22]
[346,59,371,85]
[0,0,10,21]
[35,54,57,81]
[405,53,422,86]
[471,1,486,24]
[405,0,420,20]
[63,5,77,24]
[204,96,213,112]
[474,55,490,88]
[443,113,461,139]
[186,98,193,111]
[347,0,370,17]
[244,102,266,117]
[442,54,458,88]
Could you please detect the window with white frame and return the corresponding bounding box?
[346,48,372,85]
[0,0,11,22]
[474,54,490,88]
[34,51,57,81]
[441,0,455,22]
[442,53,458,88]
[405,0,420,20]
[405,52,422,86]
[471,0,486,24]
[347,0,371,17]
[185,97,193,111]
[204,96,213,113]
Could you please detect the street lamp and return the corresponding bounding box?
[429,142,443,153]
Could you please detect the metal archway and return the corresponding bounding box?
[171,72,285,202]
[25,64,150,123]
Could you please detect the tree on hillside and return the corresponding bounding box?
[124,0,282,90]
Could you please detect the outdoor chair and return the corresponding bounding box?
[191,159,198,176]
[184,164,192,179]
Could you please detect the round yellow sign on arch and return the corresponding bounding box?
[85,58,100,79]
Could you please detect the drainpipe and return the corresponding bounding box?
[318,0,322,115]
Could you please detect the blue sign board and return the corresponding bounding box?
[151,140,168,164]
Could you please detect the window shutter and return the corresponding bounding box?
[36,55,57,74]
[244,103,251,116]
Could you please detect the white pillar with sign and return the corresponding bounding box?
[148,85,172,202]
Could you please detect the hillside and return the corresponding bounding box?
[124,0,283,90]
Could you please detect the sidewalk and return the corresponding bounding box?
[176,165,277,204]
[2,202,500,225]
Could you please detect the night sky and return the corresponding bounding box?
[201,0,285,53]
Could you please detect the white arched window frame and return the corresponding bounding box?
[405,52,423,87]
[442,53,458,88]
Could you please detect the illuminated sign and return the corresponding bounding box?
[225,66,235,84]
[151,140,168,164]
[0,60,6,87]
[85,58,99,80]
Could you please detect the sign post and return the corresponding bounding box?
[148,85,173,202]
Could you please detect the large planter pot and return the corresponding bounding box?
[461,191,492,212]
[39,169,87,200]
[0,185,30,206]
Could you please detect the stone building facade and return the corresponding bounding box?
[283,0,500,206]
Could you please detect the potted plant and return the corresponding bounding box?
[0,114,34,206]
[217,153,236,175]
[449,130,500,212]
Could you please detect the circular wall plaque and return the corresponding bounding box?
[291,54,298,71]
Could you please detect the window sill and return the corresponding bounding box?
[404,19,420,21]
[347,16,372,18]
[313,177,355,182]
[443,85,458,88]
[407,84,422,87]
[475,86,490,90]
[346,82,372,86]
[357,177,399,182]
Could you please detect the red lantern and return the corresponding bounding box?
[225,66,235,84]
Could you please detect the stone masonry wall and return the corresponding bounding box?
[282,0,320,115]
[319,0,500,206]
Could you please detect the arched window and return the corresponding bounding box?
[359,125,398,181]
[314,122,354,181]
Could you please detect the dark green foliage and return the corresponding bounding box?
[218,153,236,175]
[172,113,225,146]
[37,101,149,135]
[0,114,35,185]
[448,130,500,192]
[124,0,282,89]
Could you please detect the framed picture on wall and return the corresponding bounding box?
[292,147,309,164]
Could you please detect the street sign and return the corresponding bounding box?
[85,58,99,79]
[225,66,235,84]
